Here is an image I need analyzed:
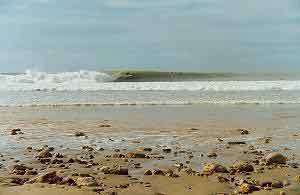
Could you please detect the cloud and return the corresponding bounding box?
[102,0,208,9]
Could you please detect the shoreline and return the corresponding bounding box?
[0,105,300,194]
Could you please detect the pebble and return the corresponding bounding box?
[237,129,249,135]
[144,170,153,175]
[126,152,146,158]
[27,171,62,184]
[74,132,86,137]
[76,177,97,187]
[36,149,52,158]
[207,152,217,158]
[228,141,246,145]
[265,153,287,165]
[162,148,172,153]
[202,163,228,175]
[231,161,254,173]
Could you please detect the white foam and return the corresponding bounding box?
[1,70,300,91]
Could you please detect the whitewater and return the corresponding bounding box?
[1,70,300,106]
[1,70,300,91]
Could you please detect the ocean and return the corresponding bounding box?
[1,70,300,107]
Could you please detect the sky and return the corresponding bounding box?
[0,0,300,73]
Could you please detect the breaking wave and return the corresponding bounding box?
[0,70,300,91]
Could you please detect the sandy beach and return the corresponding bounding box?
[2,0,300,194]
[0,104,299,195]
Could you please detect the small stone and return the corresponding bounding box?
[75,132,85,137]
[25,170,38,175]
[217,176,230,183]
[260,181,272,187]
[265,153,287,165]
[207,152,217,158]
[162,148,172,153]
[238,183,258,194]
[228,141,246,145]
[117,166,129,175]
[67,158,75,163]
[153,169,165,176]
[237,129,249,135]
[182,168,196,175]
[10,178,29,185]
[279,191,287,195]
[55,153,64,158]
[138,147,152,152]
[144,169,153,175]
[11,128,22,135]
[126,152,146,158]
[99,166,128,175]
[231,161,254,173]
[12,164,30,171]
[76,177,97,187]
[98,124,111,128]
[256,137,272,144]
[202,163,228,175]
[40,158,51,164]
[27,171,62,184]
[59,177,76,186]
[282,180,290,186]
[82,145,94,151]
[36,149,52,158]
[271,181,283,189]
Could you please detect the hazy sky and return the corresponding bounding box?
[0,0,300,73]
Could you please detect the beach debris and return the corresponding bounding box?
[265,152,287,165]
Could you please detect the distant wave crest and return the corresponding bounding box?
[1,70,300,91]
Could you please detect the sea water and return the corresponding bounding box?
[1,70,300,106]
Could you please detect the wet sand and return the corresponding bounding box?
[0,104,300,194]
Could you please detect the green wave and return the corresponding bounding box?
[109,70,237,82]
